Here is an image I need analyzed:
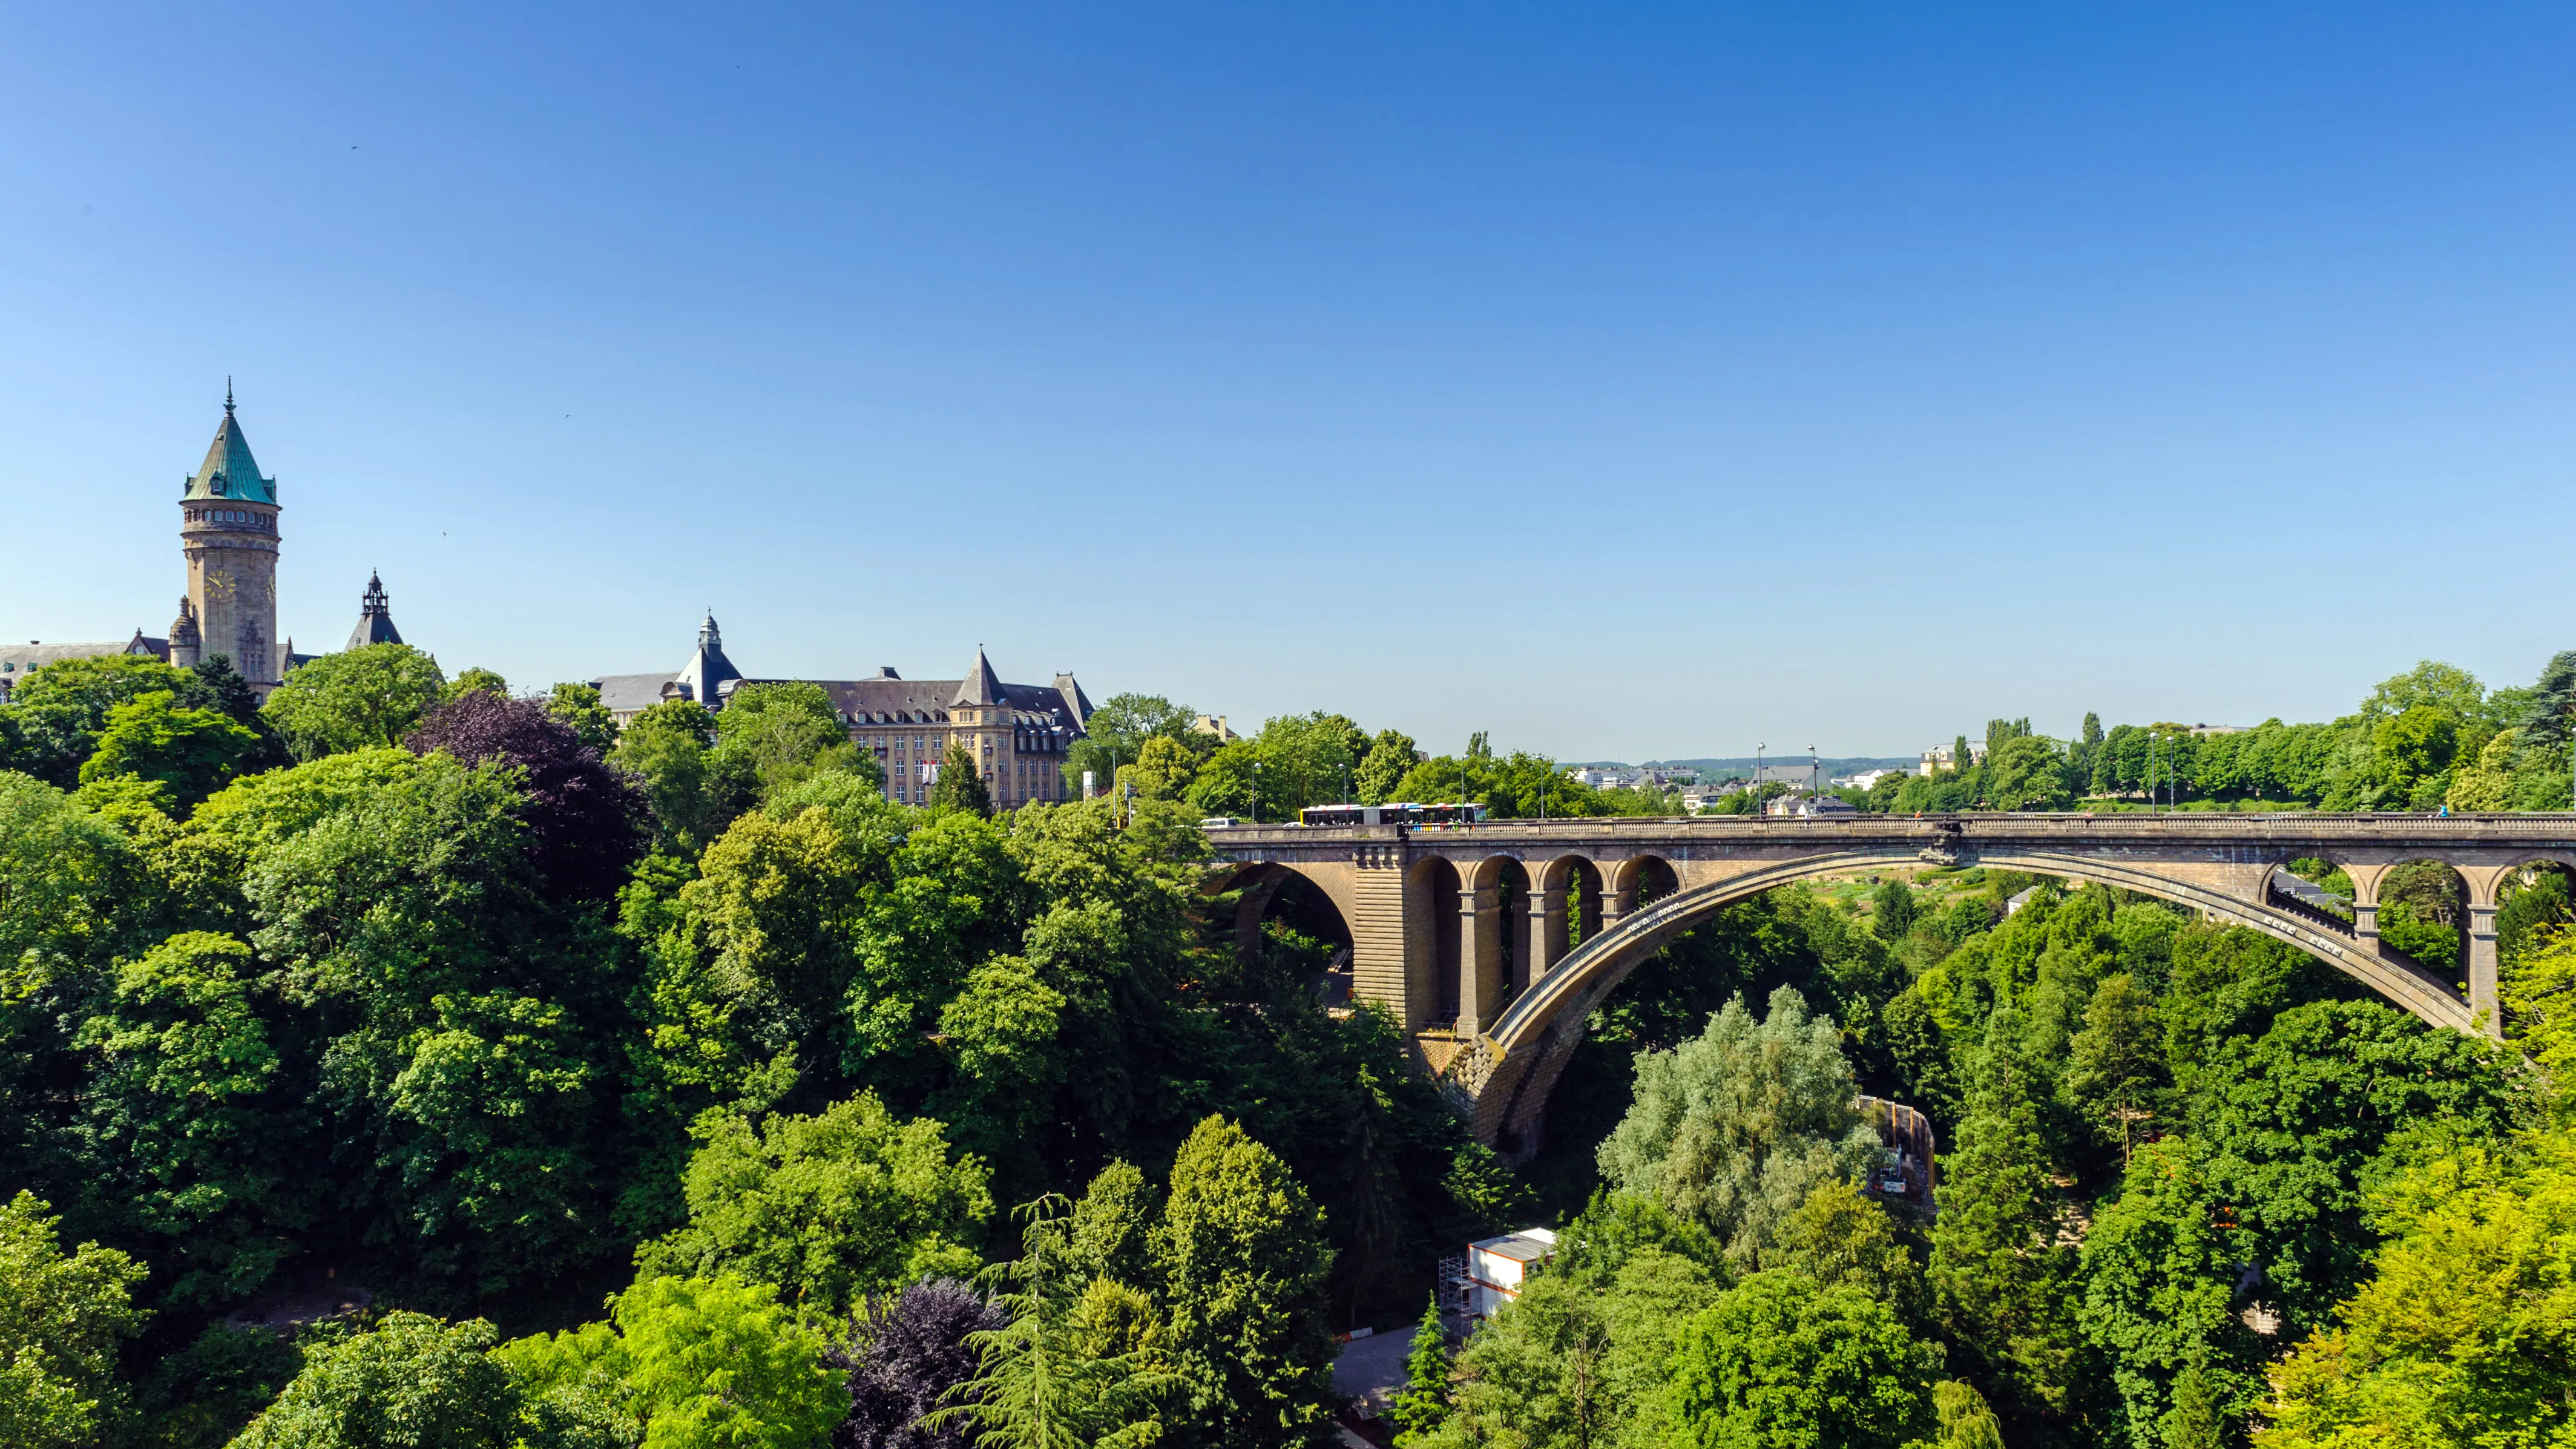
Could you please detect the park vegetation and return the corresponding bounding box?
[1,644,2572,1447]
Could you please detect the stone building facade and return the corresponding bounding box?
[592,617,1092,810]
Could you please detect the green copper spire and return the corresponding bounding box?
[183,388,278,504]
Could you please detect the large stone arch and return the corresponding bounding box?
[1459,846,2479,1156]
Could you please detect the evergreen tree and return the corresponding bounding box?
[1872,878,1918,940]
[1387,1295,1450,1442]
[1154,1117,1337,1448]
[932,740,993,817]
[1930,1014,2088,1434]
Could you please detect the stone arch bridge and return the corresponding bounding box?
[1204,813,2574,1156]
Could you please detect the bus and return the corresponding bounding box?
[1296,802,1488,827]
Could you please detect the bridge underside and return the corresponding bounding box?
[1208,815,2569,1158]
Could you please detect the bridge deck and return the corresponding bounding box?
[1208,812,2576,851]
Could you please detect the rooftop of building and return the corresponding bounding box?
[183,390,278,506]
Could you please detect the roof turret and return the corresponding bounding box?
[951,647,1004,708]
[345,572,404,651]
[183,386,278,505]
[677,611,743,708]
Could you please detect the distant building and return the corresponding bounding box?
[591,617,1094,811]
[1191,714,1238,743]
[1841,768,1907,792]
[2186,723,2248,737]
[1765,792,1858,818]
[1858,1095,1937,1202]
[1918,741,1988,776]
[3,392,396,704]
[1462,1227,1558,1320]
[0,634,166,705]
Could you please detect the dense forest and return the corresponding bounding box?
[2,645,2572,1447]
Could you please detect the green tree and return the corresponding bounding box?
[1933,1379,2006,1449]
[1595,987,1883,1267]
[1929,1014,2086,1430]
[1387,1295,1450,1442]
[2078,1137,2266,1449]
[232,1312,520,1449]
[1353,729,1418,806]
[931,740,993,817]
[77,689,264,807]
[444,666,510,702]
[1983,734,2072,811]
[613,698,754,855]
[2371,706,2459,807]
[261,642,447,760]
[1153,1116,1336,1447]
[931,1198,1173,1449]
[2253,1124,2576,1449]
[1065,693,1200,798]
[714,682,872,801]
[2,651,197,782]
[499,1275,848,1449]
[1666,1270,1942,1449]
[635,1092,993,1319]
[2504,924,2576,1098]
[1184,740,1257,819]
[2189,999,2518,1334]
[1871,879,1917,941]
[2065,973,2171,1165]
[1122,733,1200,801]
[1772,1181,1927,1320]
[545,682,620,755]
[2357,659,2489,724]
[72,931,295,1308]
[0,1192,148,1449]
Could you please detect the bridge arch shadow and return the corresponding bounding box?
[1214,861,1357,999]
[1461,846,2481,1158]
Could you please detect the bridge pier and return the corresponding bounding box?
[2460,864,2512,1039]
[1458,880,1509,1036]
[1524,885,1566,991]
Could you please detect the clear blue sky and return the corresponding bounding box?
[6,4,2573,761]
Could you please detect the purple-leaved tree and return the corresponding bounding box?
[828,1277,1004,1449]
[405,690,645,900]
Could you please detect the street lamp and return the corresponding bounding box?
[1809,744,1818,798]
[1756,743,1766,810]
[1250,760,1260,825]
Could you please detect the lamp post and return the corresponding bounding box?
[1756,743,1766,812]
[1809,744,1818,799]
[1250,760,1260,825]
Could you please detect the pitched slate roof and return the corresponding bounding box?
[184,396,278,505]
[0,636,169,702]
[951,648,1005,708]
[591,672,678,718]
[812,674,1082,735]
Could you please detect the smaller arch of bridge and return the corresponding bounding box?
[1467,847,2480,1155]
[1208,860,1358,982]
